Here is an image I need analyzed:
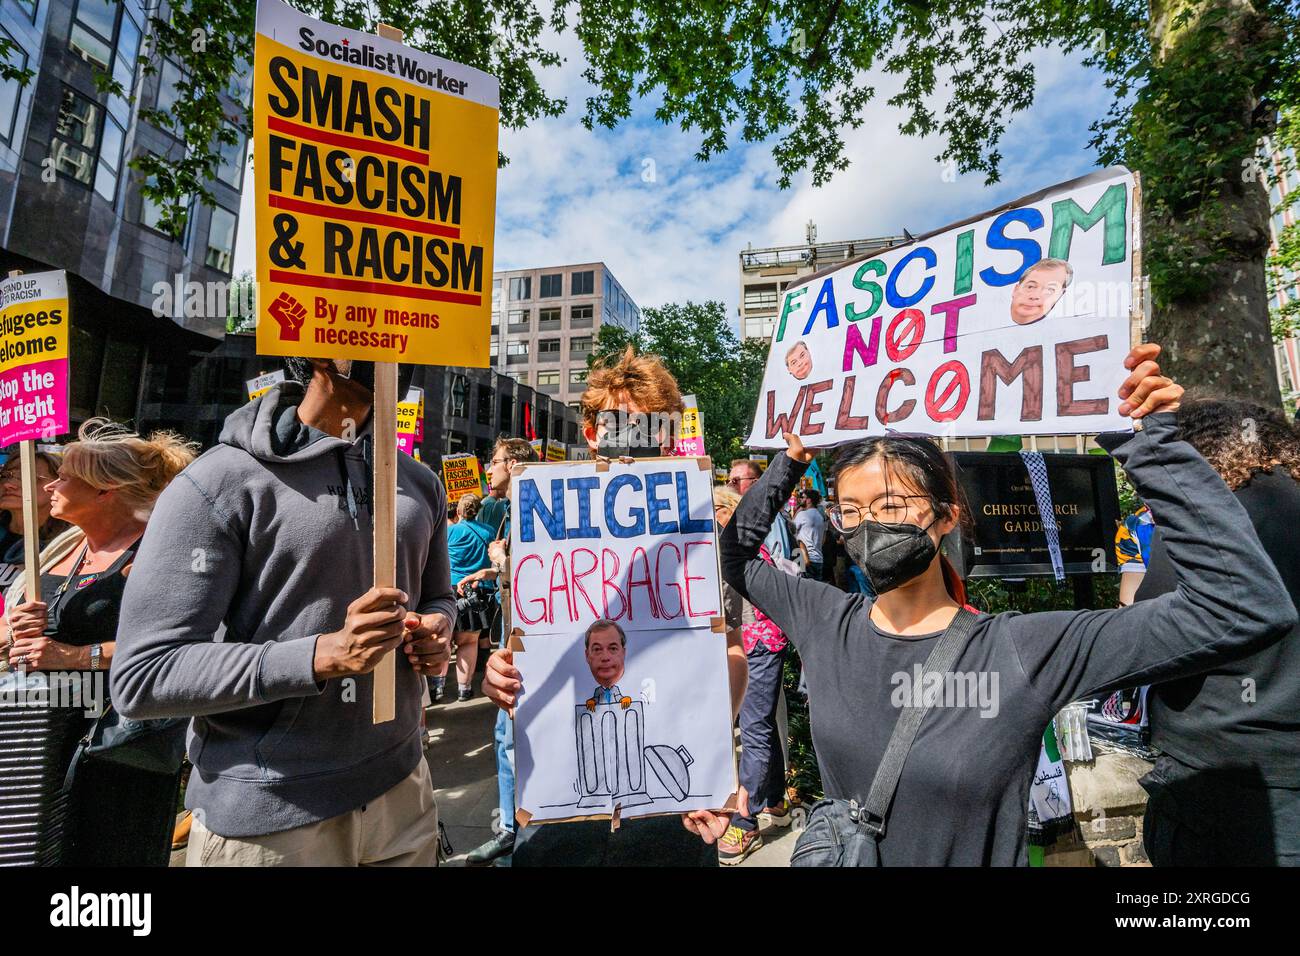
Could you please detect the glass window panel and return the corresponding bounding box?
[227,55,253,106]
[56,87,100,150]
[106,92,129,125]
[99,116,123,172]
[205,206,237,273]
[156,59,185,119]
[118,11,142,59]
[113,13,142,91]
[215,126,244,187]
[52,141,94,184]
[74,0,116,41]
[0,32,24,145]
[112,51,136,94]
[69,22,112,70]
[93,159,116,200]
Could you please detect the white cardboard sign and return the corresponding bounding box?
[746,167,1138,447]
[509,456,736,825]
[508,458,724,633]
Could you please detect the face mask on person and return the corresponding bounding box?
[843,516,940,594]
[336,361,416,398]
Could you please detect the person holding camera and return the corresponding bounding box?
[431,493,494,703]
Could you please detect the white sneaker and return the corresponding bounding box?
[758,803,794,828]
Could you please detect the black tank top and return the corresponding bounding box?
[38,541,139,649]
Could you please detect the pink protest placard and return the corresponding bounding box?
[0,271,70,446]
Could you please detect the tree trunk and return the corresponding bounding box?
[1143,0,1282,407]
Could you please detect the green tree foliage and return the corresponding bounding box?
[13,1,1285,239]
[588,300,766,462]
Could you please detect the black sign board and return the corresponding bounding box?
[942,452,1121,579]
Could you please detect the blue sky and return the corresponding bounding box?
[236,26,1117,328]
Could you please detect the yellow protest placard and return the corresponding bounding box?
[442,453,485,502]
[545,439,566,462]
[253,0,499,366]
[674,392,704,456]
[396,385,423,456]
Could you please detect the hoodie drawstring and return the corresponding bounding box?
[335,435,375,530]
[336,448,359,530]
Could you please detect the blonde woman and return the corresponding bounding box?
[1,418,196,866]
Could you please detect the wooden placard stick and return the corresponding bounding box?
[6,270,40,602]
[1130,170,1146,350]
[371,361,398,724]
[371,21,405,725]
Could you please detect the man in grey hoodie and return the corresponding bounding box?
[112,357,456,866]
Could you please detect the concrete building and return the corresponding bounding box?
[738,228,904,341]
[0,0,242,432]
[491,261,642,409]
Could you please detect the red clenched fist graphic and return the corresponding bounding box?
[268,292,307,341]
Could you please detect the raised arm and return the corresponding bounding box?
[1010,411,1297,712]
[112,471,322,719]
[719,437,859,647]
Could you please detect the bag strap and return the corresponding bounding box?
[62,701,114,794]
[857,606,979,838]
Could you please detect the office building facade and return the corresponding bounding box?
[491,261,642,409]
[0,0,245,435]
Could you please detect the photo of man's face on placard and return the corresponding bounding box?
[785,341,813,380]
[585,622,626,689]
[1009,258,1072,326]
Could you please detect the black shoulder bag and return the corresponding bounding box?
[51,543,188,793]
[789,607,979,867]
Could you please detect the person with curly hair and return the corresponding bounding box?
[1134,398,1300,866]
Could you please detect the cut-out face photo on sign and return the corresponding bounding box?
[785,340,813,380]
[585,620,627,693]
[1009,258,1073,326]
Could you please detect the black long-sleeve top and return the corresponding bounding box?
[720,413,1297,866]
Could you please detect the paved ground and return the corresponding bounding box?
[173,670,796,867]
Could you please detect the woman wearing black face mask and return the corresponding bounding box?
[719,343,1298,866]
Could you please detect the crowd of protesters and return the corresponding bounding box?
[1,339,1298,868]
